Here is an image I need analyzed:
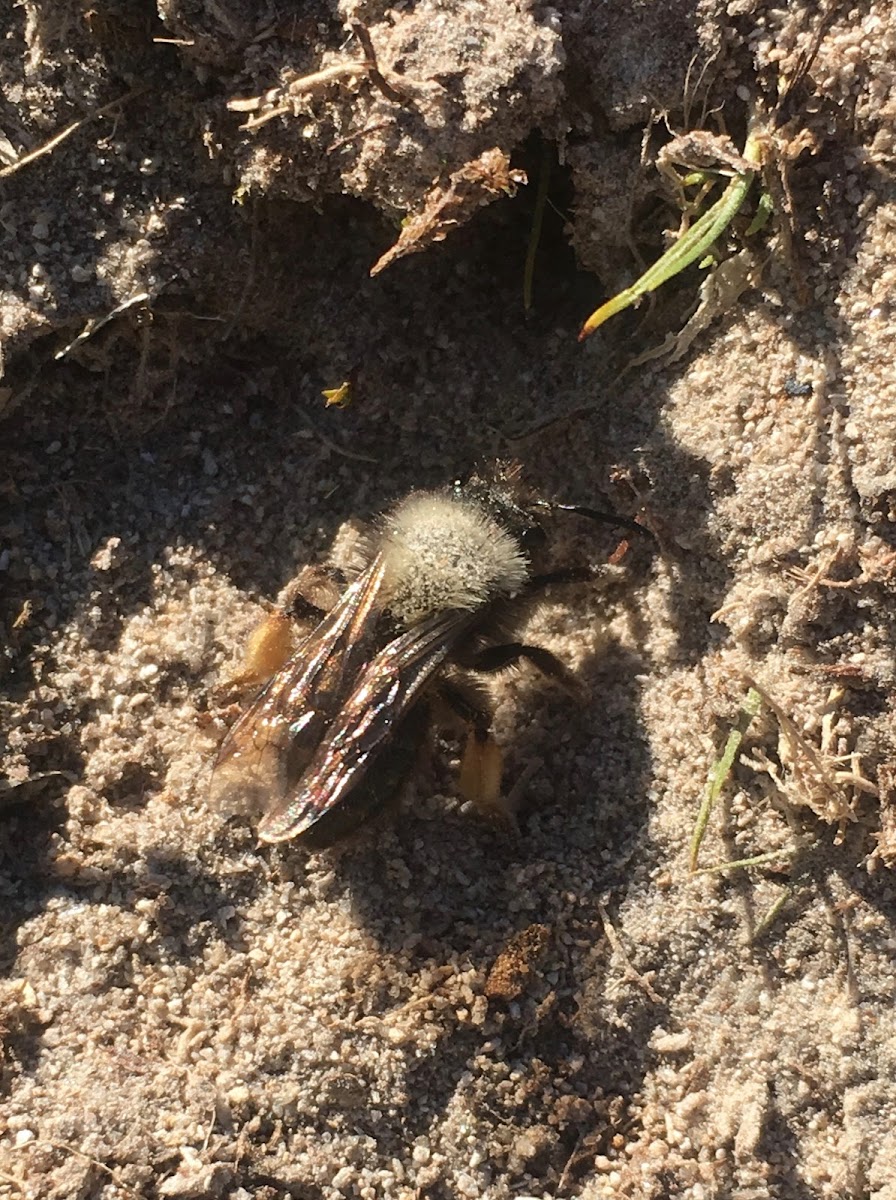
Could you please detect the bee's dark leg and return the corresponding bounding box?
[524,566,594,594]
[281,563,342,622]
[287,592,329,623]
[465,643,585,697]
[533,500,656,543]
[436,677,492,732]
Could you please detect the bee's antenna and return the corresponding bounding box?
[534,500,656,542]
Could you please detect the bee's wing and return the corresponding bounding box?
[258,609,475,843]
[209,556,387,816]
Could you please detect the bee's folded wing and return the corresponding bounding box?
[209,557,386,817]
[258,609,474,843]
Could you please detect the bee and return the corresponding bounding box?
[209,463,648,848]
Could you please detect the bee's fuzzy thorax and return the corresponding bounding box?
[380,491,529,626]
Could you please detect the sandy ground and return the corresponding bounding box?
[2,2,896,1198]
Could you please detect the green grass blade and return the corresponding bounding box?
[689,686,762,872]
[690,849,794,878]
[579,134,764,341]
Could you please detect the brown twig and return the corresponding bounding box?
[230,64,368,131]
[296,409,378,464]
[348,21,409,105]
[229,21,414,133]
[597,900,663,1004]
[54,290,152,362]
[327,120,391,155]
[13,1139,138,1198]
[0,87,145,180]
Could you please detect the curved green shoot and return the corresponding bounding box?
[579,134,764,342]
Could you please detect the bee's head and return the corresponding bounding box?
[453,460,654,551]
[451,460,547,553]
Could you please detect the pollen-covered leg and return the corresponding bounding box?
[219,608,296,693]
[219,566,341,695]
[434,678,516,830]
[459,728,516,829]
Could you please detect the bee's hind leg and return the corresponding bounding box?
[459,727,509,828]
[465,642,587,700]
[219,565,341,695]
[216,609,295,696]
[436,678,514,832]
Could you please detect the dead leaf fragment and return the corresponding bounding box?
[485,923,550,1001]
[371,148,526,276]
